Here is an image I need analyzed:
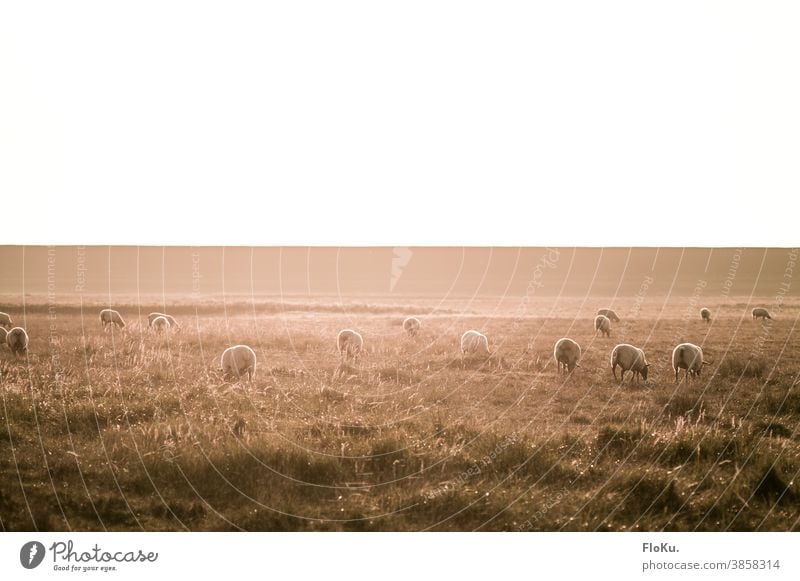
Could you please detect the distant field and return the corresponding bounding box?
[1,295,798,531]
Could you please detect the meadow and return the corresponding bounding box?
[1,294,798,531]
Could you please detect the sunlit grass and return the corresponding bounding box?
[0,295,798,531]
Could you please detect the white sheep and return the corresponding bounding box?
[337,329,364,361]
[151,316,170,334]
[596,308,620,322]
[0,326,8,347]
[595,315,611,337]
[148,312,179,329]
[0,311,13,329]
[700,308,711,323]
[752,307,772,321]
[672,342,709,383]
[460,330,490,357]
[99,309,126,330]
[7,327,28,357]
[403,316,421,336]
[220,345,257,381]
[553,337,581,374]
[611,343,649,384]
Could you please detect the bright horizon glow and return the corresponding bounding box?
[1,1,799,246]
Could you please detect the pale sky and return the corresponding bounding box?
[1,2,799,246]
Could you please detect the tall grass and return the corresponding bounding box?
[1,301,799,531]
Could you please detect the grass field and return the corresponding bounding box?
[1,294,798,531]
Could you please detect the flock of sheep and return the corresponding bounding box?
[552,306,771,383]
[0,305,776,385]
[555,306,772,383]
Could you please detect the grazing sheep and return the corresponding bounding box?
[611,343,649,384]
[672,342,709,383]
[595,315,611,337]
[596,308,620,323]
[0,326,8,346]
[700,308,711,323]
[337,329,364,361]
[752,307,772,321]
[99,309,126,330]
[460,330,490,357]
[0,312,13,329]
[403,316,421,336]
[553,337,581,374]
[220,345,257,381]
[7,327,28,357]
[151,316,170,333]
[148,312,179,329]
